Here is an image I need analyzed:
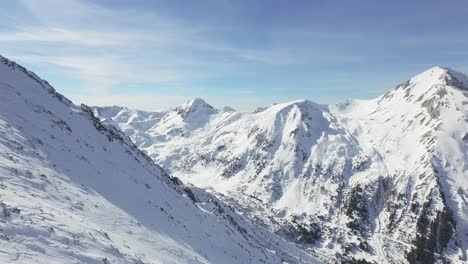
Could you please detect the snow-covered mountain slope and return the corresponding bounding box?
[330,67,468,263]
[0,55,320,264]
[94,66,468,263]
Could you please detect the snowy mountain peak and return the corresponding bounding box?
[278,99,322,109]
[179,97,215,111]
[222,106,236,112]
[175,98,218,120]
[374,66,468,118]
[260,99,326,119]
[409,66,468,90]
[414,66,453,81]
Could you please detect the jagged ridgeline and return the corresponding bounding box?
[94,66,468,263]
[0,55,320,263]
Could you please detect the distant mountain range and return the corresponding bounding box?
[94,66,468,263]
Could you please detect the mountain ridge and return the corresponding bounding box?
[0,55,320,264]
[94,66,468,263]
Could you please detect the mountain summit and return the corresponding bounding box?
[175,98,217,119]
[409,66,468,90]
[95,66,468,264]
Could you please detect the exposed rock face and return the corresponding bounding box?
[95,66,468,263]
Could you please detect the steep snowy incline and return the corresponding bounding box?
[0,55,320,264]
[332,66,468,263]
[94,66,468,263]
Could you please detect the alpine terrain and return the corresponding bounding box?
[0,55,322,264]
[94,67,468,263]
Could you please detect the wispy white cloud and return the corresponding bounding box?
[10,53,182,92]
[7,0,456,112]
[2,0,207,105]
[0,27,134,46]
[46,55,180,85]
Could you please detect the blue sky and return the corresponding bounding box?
[1,0,468,111]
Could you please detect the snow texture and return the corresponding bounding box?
[95,66,468,263]
[0,55,320,264]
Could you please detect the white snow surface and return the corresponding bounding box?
[95,66,468,263]
[0,55,321,264]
